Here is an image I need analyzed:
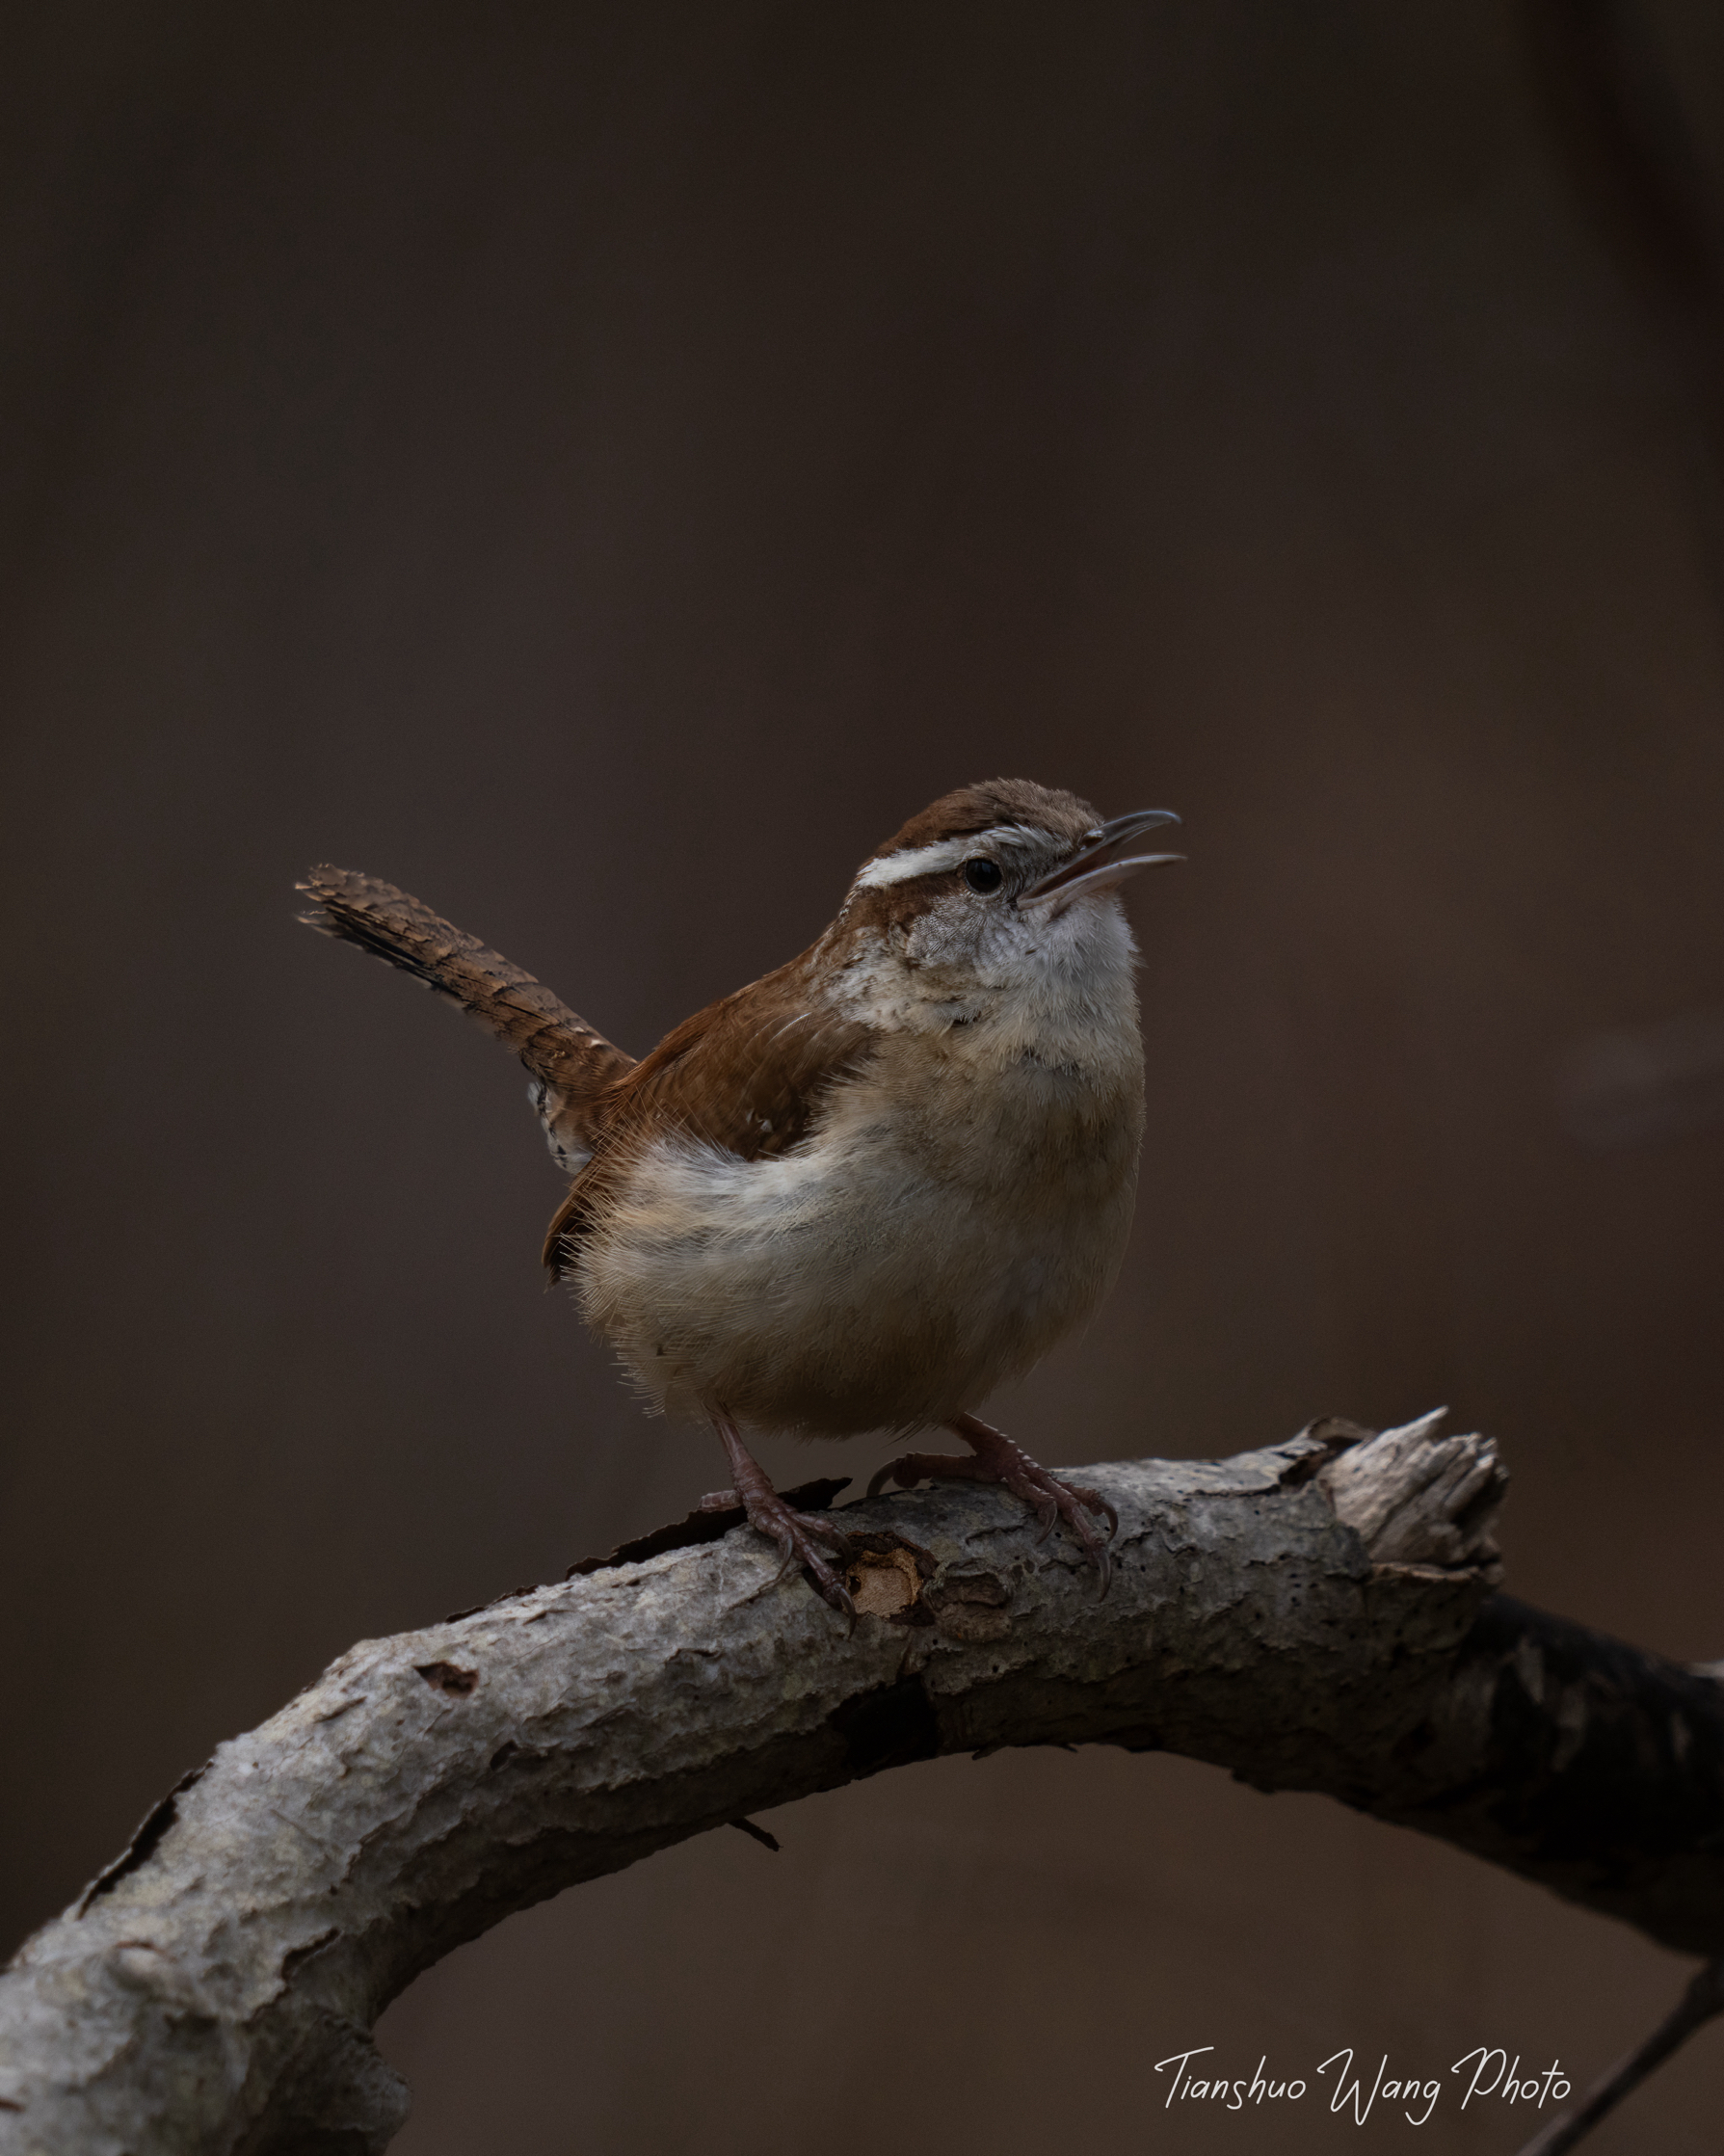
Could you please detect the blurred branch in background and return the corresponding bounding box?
[1525,0,1724,416]
[1525,0,1724,554]
[1519,1954,1724,2153]
[2,1414,1720,2153]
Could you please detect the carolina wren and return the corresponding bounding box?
[299,779,1181,1615]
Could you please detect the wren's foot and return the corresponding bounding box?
[710,1414,857,1620]
[866,1412,1119,1593]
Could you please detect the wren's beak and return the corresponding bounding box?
[1019,809,1184,910]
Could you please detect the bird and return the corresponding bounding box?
[298,779,1181,1617]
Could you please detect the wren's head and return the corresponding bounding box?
[822,779,1181,1033]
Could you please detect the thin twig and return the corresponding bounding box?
[1516,1957,1724,2155]
[1523,0,1724,602]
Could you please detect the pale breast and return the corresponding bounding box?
[573,1014,1145,1438]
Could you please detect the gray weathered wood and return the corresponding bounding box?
[2,1413,1718,2154]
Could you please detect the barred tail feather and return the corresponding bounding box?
[297,865,633,1173]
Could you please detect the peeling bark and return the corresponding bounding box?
[2,1414,1719,2154]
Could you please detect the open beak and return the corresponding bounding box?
[1019,809,1184,911]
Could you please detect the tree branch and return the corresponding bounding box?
[1516,1955,1724,2155]
[2,1413,1719,2154]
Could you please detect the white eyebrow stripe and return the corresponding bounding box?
[854,838,972,888]
[853,822,1049,889]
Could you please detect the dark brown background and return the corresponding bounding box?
[3,4,1722,2149]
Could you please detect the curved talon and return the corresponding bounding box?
[765,1520,857,1623]
[1065,1504,1114,1598]
[944,1416,1119,1593]
[803,1546,858,1627]
[710,1412,856,1622]
[812,1520,858,1565]
[866,1453,943,1500]
[860,1422,1116,1592]
[1065,1484,1120,1541]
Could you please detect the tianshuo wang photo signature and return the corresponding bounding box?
[1154,2045,1575,2127]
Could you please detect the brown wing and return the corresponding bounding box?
[298,865,634,1173]
[543,954,878,1277]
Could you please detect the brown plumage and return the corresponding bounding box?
[299,780,1182,1618]
[297,865,632,1175]
[544,783,1101,1271]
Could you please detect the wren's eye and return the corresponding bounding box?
[963,857,1004,893]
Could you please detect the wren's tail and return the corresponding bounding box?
[298,865,634,1175]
